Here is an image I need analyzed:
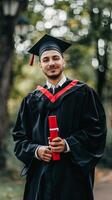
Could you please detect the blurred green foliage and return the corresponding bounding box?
[1,0,112,199]
[1,0,110,179]
[8,0,112,168]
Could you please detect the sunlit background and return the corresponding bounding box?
[0,0,112,199]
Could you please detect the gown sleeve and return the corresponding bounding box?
[66,86,107,174]
[12,95,39,168]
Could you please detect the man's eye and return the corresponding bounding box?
[54,56,60,60]
[43,59,49,62]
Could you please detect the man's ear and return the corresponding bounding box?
[38,61,42,68]
[63,59,66,67]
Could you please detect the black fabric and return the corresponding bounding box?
[38,165,54,200]
[28,34,71,57]
[39,43,63,58]
[12,79,107,200]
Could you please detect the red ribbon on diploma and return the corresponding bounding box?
[48,115,60,161]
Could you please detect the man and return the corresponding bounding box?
[12,34,107,200]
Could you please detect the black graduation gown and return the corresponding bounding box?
[12,79,107,200]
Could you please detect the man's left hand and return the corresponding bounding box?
[48,137,67,153]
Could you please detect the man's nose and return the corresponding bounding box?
[49,59,55,66]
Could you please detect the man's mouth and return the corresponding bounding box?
[49,68,57,72]
[50,69,56,72]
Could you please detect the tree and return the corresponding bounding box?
[28,0,112,98]
[89,0,112,98]
[0,0,28,169]
[1,0,112,169]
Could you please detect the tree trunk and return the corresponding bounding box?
[0,21,14,169]
[96,40,108,99]
[0,0,28,169]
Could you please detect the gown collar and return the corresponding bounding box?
[37,79,78,103]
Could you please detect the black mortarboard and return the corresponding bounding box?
[28,34,71,65]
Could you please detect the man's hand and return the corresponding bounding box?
[49,137,67,153]
[37,146,52,162]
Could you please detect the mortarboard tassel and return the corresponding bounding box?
[29,54,35,66]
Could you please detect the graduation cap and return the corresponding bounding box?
[28,34,71,66]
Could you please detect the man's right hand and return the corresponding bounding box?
[37,146,52,162]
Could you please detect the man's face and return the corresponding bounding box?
[40,50,65,80]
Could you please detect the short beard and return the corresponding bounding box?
[45,70,63,80]
[47,74,61,80]
[44,68,64,80]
